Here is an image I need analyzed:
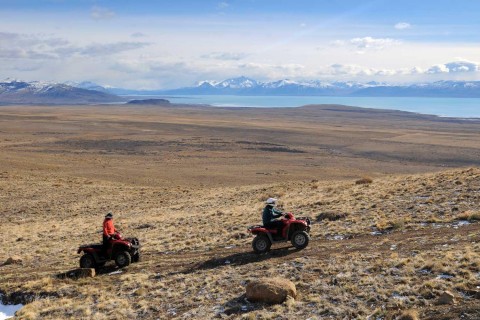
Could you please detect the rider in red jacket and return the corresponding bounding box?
[103,212,117,255]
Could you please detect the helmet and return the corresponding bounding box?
[266,198,277,205]
[105,212,113,219]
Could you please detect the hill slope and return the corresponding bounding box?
[0,168,479,319]
[0,80,123,104]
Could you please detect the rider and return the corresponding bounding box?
[262,198,284,236]
[103,212,117,255]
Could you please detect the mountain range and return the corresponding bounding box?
[1,77,480,105]
[0,79,123,104]
[99,76,480,98]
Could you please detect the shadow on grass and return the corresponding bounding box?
[182,246,300,274]
[56,264,125,279]
[221,294,264,316]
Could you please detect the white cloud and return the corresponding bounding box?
[325,64,398,77]
[394,22,411,30]
[217,2,229,9]
[91,6,115,20]
[0,31,149,60]
[331,37,400,54]
[349,37,399,51]
[445,60,479,72]
[201,52,248,61]
[78,42,150,56]
[426,60,479,74]
[238,62,307,79]
[325,60,479,78]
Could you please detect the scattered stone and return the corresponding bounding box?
[355,177,373,185]
[246,278,296,304]
[3,256,23,266]
[316,211,347,222]
[396,309,419,320]
[436,290,456,305]
[133,288,147,296]
[136,223,154,229]
[57,268,95,279]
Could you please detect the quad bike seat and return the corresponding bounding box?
[249,225,278,234]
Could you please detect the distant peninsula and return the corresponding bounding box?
[126,98,171,105]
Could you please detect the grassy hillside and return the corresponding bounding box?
[0,105,479,319]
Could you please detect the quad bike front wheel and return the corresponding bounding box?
[252,235,271,254]
[291,231,310,249]
[79,253,96,269]
[115,251,131,268]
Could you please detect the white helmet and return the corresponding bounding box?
[266,198,277,205]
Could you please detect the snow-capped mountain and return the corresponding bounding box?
[160,77,380,96]
[160,77,480,97]
[0,79,123,104]
[64,81,111,93]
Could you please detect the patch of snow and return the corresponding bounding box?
[0,302,23,320]
[436,273,455,280]
[392,292,408,301]
[453,220,471,228]
[419,269,431,274]
[108,270,123,275]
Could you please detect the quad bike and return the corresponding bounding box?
[77,232,140,269]
[248,212,311,253]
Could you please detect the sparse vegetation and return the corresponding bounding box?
[0,106,479,319]
[355,177,373,185]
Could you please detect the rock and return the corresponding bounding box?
[57,268,95,279]
[245,278,296,304]
[396,309,419,320]
[3,256,23,265]
[436,290,455,305]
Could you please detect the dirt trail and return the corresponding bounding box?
[144,223,480,275]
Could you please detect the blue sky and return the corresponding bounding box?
[1,0,479,89]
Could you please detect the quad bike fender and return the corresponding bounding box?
[287,221,310,239]
[78,247,98,255]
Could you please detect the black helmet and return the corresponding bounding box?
[105,212,113,219]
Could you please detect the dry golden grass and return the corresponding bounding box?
[0,105,479,319]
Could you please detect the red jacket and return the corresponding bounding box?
[103,219,116,236]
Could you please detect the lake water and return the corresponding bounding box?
[139,95,480,118]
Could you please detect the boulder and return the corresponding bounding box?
[3,256,23,266]
[246,278,296,304]
[436,290,455,305]
[57,268,96,279]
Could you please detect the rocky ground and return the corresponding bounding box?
[0,105,479,319]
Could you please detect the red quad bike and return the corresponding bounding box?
[77,232,140,269]
[248,212,311,253]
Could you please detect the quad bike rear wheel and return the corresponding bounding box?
[252,235,271,254]
[115,251,131,268]
[291,231,310,249]
[80,253,96,269]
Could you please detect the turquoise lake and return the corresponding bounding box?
[142,95,480,118]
